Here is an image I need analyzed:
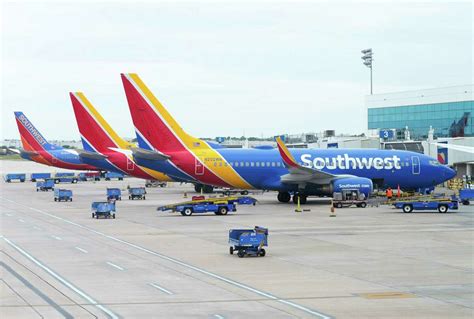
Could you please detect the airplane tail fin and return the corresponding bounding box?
[121,73,203,153]
[70,92,132,153]
[276,137,300,169]
[14,112,59,152]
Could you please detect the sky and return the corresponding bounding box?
[1,0,472,140]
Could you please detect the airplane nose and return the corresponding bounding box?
[442,166,456,181]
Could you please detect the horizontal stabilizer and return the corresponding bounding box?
[20,149,39,157]
[131,147,170,161]
[8,148,21,154]
[77,150,108,160]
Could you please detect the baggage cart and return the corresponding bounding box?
[36,179,55,192]
[229,226,268,258]
[91,202,116,219]
[128,187,146,200]
[107,188,122,201]
[54,189,73,202]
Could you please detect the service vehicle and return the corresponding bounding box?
[459,188,474,205]
[105,172,124,181]
[332,189,368,208]
[54,189,73,202]
[53,172,78,184]
[229,226,268,258]
[30,173,51,182]
[128,187,146,200]
[36,179,55,192]
[393,196,458,213]
[91,201,116,219]
[78,172,101,181]
[4,173,26,183]
[145,180,167,187]
[157,196,257,216]
[106,188,122,201]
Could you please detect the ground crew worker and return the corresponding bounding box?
[386,187,393,200]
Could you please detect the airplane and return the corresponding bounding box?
[120,73,457,203]
[69,92,174,182]
[13,112,97,171]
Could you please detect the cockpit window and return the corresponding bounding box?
[429,160,441,166]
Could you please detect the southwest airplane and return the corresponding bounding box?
[13,112,97,171]
[120,73,457,203]
[69,92,173,182]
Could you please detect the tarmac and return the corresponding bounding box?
[0,160,473,318]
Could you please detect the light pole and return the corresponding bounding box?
[361,48,373,94]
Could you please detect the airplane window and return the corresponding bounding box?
[261,162,265,167]
[245,162,249,167]
[251,162,254,167]
[256,162,260,167]
[235,162,239,167]
[266,162,270,167]
[271,162,275,167]
[214,162,217,166]
[240,162,244,166]
[219,162,223,166]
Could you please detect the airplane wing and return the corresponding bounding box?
[20,149,39,156]
[276,137,342,185]
[8,148,21,154]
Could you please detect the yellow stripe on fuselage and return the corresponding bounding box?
[276,137,298,165]
[128,73,253,189]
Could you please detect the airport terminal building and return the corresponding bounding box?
[367,85,473,140]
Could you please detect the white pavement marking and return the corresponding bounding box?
[214,315,225,319]
[2,198,331,319]
[75,247,88,254]
[6,213,13,216]
[2,237,118,319]
[148,283,173,295]
[18,219,25,223]
[51,236,62,241]
[33,226,42,230]
[106,262,125,271]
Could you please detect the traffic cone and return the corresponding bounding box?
[330,201,336,217]
[183,192,187,198]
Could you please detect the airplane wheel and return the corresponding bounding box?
[229,247,234,255]
[278,192,291,203]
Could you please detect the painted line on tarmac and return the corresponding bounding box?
[51,236,62,241]
[214,315,225,319]
[148,283,173,295]
[33,226,42,230]
[75,247,88,254]
[106,262,125,271]
[2,198,332,319]
[6,213,13,217]
[18,219,25,223]
[2,236,119,319]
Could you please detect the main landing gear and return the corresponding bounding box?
[277,192,307,204]
[277,192,291,203]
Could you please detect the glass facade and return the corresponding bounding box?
[368,100,473,139]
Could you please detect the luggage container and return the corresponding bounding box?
[91,202,116,219]
[36,179,55,192]
[128,187,146,200]
[54,189,73,202]
[4,173,26,183]
[53,172,78,184]
[78,172,101,181]
[107,188,122,201]
[30,173,51,182]
[459,188,474,205]
[229,226,268,258]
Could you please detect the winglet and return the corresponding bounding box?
[276,137,299,168]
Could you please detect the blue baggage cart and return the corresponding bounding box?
[30,173,51,182]
[54,189,73,202]
[229,226,268,258]
[128,187,146,200]
[157,196,257,216]
[36,179,55,192]
[105,172,124,181]
[4,173,26,183]
[53,172,78,184]
[459,188,474,205]
[107,188,122,201]
[91,202,116,219]
[394,198,458,213]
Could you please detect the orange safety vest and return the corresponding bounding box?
[386,189,393,197]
